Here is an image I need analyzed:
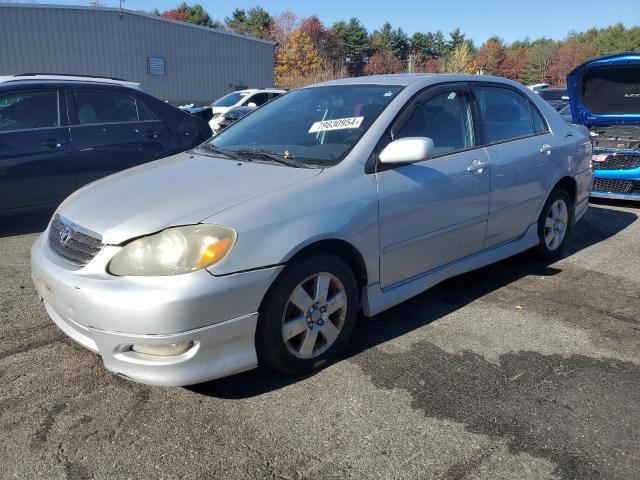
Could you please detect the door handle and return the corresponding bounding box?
[467,159,488,173]
[41,138,63,149]
[540,144,555,155]
[142,130,161,139]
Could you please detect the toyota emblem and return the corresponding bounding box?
[59,226,72,245]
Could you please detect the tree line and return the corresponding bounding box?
[153,3,640,89]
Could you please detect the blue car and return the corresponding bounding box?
[567,52,640,200]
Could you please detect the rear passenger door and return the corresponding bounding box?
[68,87,171,188]
[0,89,74,211]
[471,84,555,248]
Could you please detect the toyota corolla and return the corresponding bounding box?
[31,74,593,386]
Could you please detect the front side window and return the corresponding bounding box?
[396,88,475,156]
[209,85,403,166]
[0,91,59,132]
[211,91,250,107]
[74,90,138,124]
[474,86,536,143]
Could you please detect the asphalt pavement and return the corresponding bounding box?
[0,200,638,480]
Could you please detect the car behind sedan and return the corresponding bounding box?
[31,74,592,386]
[567,52,640,200]
[0,74,212,214]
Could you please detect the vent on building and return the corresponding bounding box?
[148,57,165,75]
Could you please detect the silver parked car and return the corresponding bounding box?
[31,74,593,386]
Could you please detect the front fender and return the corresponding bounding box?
[204,162,381,285]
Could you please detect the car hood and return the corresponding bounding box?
[567,52,640,127]
[57,151,322,245]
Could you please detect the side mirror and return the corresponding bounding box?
[379,137,434,164]
[247,102,257,107]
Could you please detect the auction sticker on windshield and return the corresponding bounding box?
[309,117,364,133]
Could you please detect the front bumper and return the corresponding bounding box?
[590,152,640,201]
[31,233,283,386]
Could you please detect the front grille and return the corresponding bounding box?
[592,154,640,171]
[592,178,635,194]
[48,215,104,266]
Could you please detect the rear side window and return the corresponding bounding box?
[137,100,159,121]
[246,92,269,106]
[74,90,139,124]
[0,91,59,132]
[396,87,475,156]
[474,86,536,143]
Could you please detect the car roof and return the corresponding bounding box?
[310,73,525,89]
[235,88,286,94]
[0,74,141,90]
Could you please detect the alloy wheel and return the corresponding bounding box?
[281,272,348,359]
[544,199,569,251]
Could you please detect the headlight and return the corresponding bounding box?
[108,225,236,276]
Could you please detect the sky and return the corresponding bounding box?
[36,0,640,45]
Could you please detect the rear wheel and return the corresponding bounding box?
[535,189,573,259]
[256,255,359,376]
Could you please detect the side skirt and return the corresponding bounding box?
[362,223,540,317]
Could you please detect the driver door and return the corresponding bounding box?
[375,83,491,288]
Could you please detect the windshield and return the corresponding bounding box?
[208,85,402,166]
[212,91,250,107]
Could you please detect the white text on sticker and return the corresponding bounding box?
[309,117,364,133]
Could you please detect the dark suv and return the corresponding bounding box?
[0,74,212,214]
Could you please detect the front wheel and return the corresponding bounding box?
[535,189,573,259]
[255,255,359,376]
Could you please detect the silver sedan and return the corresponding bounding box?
[31,74,593,386]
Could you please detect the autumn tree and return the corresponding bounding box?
[547,37,597,86]
[275,29,321,89]
[444,42,477,73]
[476,37,506,75]
[364,51,404,75]
[299,15,342,73]
[271,10,298,45]
[499,46,529,81]
[519,39,559,84]
[225,7,273,40]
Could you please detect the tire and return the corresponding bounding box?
[255,254,359,376]
[535,188,573,259]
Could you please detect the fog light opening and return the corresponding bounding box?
[131,341,194,357]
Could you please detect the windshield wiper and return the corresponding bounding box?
[194,143,240,159]
[232,148,310,168]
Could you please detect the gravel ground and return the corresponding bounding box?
[0,200,638,480]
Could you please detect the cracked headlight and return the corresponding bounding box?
[108,225,236,276]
